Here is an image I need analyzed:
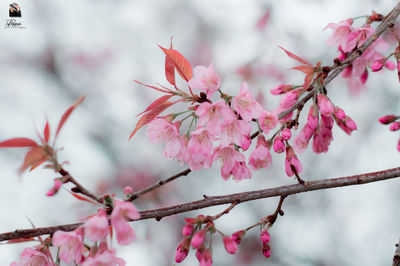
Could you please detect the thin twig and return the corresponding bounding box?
[59,168,103,204]
[127,168,191,201]
[1,166,400,242]
[211,202,238,221]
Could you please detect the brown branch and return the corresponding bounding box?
[2,166,400,242]
[59,168,103,204]
[210,202,237,221]
[127,168,191,201]
[278,1,400,120]
[394,239,400,266]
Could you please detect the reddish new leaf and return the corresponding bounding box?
[18,146,47,173]
[291,65,314,74]
[137,95,173,117]
[303,72,315,90]
[159,45,193,82]
[55,95,85,139]
[134,80,171,93]
[129,100,176,140]
[44,120,50,144]
[0,138,37,148]
[278,46,311,66]
[69,191,96,204]
[165,49,176,86]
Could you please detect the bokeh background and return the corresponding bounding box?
[0,0,399,265]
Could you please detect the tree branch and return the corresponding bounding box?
[278,1,400,120]
[1,166,399,242]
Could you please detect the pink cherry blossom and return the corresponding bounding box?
[182,223,194,236]
[52,229,84,264]
[249,136,272,170]
[389,121,400,131]
[258,110,278,135]
[232,161,252,182]
[83,209,109,242]
[11,247,53,266]
[262,244,271,258]
[312,115,334,153]
[278,88,302,111]
[281,128,292,140]
[188,127,214,156]
[123,186,133,197]
[285,146,303,177]
[219,118,251,148]
[196,248,213,266]
[187,63,221,98]
[111,200,140,245]
[196,100,236,135]
[175,237,190,263]
[213,145,246,181]
[333,106,357,135]
[191,229,205,249]
[147,117,179,144]
[231,230,245,245]
[270,84,293,95]
[324,19,354,49]
[371,59,384,72]
[82,250,126,266]
[223,236,238,254]
[231,82,263,121]
[260,230,270,244]
[164,133,185,159]
[379,115,397,124]
[294,105,319,152]
[273,136,285,153]
[317,94,333,116]
[46,179,63,197]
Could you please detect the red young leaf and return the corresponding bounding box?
[278,46,311,66]
[303,72,315,90]
[165,42,176,86]
[159,45,193,82]
[7,237,36,244]
[55,95,85,139]
[134,80,171,93]
[137,95,174,117]
[0,138,37,148]
[19,146,47,173]
[44,120,50,144]
[129,100,177,140]
[69,191,96,204]
[291,65,314,74]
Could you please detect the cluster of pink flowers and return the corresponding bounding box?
[11,200,139,265]
[147,64,283,181]
[175,215,239,265]
[294,94,357,154]
[379,114,400,151]
[324,16,395,94]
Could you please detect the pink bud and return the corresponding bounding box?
[182,224,194,236]
[273,136,285,153]
[285,146,303,177]
[281,128,292,140]
[46,179,63,197]
[231,230,245,245]
[270,84,293,95]
[385,60,396,70]
[371,59,384,72]
[260,230,270,244]
[397,139,400,152]
[175,238,190,263]
[123,186,133,197]
[262,244,271,258]
[360,68,368,84]
[389,122,400,131]
[191,230,205,249]
[223,236,238,254]
[317,94,333,116]
[379,115,397,125]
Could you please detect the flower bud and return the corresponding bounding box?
[273,136,285,153]
[175,237,190,263]
[371,59,384,72]
[182,224,194,236]
[389,122,400,131]
[260,229,270,244]
[231,230,245,245]
[317,94,333,116]
[191,230,205,249]
[223,236,238,254]
[281,128,292,141]
[378,115,397,125]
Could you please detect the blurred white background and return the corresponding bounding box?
[0,0,399,265]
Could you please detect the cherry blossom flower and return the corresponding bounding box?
[10,247,53,266]
[285,146,303,177]
[324,19,354,49]
[147,117,179,144]
[260,230,270,244]
[258,110,278,135]
[175,237,190,263]
[231,82,263,121]
[312,115,334,153]
[333,106,357,135]
[82,250,126,266]
[188,63,221,98]
[213,145,246,181]
[191,229,206,249]
[294,105,319,152]
[196,100,236,135]
[278,88,302,111]
[317,94,334,116]
[83,209,109,242]
[273,136,285,153]
[111,200,140,245]
[219,118,251,148]
[249,136,272,170]
[52,229,85,264]
[232,161,252,182]
[223,236,238,254]
[182,223,194,236]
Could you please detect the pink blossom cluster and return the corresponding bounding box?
[175,215,239,265]
[147,65,282,181]
[379,114,400,151]
[324,17,395,94]
[11,200,139,265]
[294,94,357,154]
